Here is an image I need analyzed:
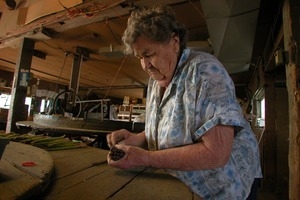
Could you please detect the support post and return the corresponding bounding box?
[6,38,35,133]
[69,47,89,107]
[283,0,300,199]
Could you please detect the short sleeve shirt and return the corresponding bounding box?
[144,49,262,199]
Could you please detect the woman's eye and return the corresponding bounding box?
[136,52,154,60]
[144,53,153,58]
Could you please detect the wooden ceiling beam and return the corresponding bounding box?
[0,0,190,49]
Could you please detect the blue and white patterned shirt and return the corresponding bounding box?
[145,48,262,199]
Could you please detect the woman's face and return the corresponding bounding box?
[132,35,180,87]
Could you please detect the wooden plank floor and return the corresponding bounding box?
[40,147,201,200]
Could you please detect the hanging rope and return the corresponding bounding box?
[103,55,128,99]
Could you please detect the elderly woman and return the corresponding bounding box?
[106,6,262,199]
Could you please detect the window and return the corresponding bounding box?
[40,99,46,113]
[257,97,265,127]
[0,93,11,109]
[0,93,32,116]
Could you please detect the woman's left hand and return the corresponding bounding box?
[107,144,150,170]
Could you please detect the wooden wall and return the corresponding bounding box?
[249,1,300,199]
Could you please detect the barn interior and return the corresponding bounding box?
[0,0,299,199]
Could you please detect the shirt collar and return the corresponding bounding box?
[170,48,191,84]
[177,48,191,69]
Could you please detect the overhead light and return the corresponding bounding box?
[99,44,124,58]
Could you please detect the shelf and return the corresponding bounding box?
[117,104,146,122]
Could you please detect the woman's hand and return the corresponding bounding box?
[106,129,147,149]
[107,144,150,170]
[106,129,131,149]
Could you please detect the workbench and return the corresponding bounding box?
[43,147,201,200]
[0,142,201,200]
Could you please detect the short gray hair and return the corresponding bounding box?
[122,6,188,55]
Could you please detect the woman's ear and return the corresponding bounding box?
[171,33,180,53]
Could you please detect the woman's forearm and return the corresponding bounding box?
[147,125,234,170]
[134,131,148,148]
[122,131,147,148]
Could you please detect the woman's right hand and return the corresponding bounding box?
[106,129,132,149]
[106,129,146,149]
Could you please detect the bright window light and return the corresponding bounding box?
[257,97,265,127]
[0,93,11,109]
[0,94,32,116]
[261,98,265,119]
[40,99,45,113]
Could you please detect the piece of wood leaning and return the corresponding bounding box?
[0,141,54,199]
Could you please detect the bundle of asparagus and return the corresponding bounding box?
[0,131,86,151]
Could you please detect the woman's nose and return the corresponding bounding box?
[141,58,150,70]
